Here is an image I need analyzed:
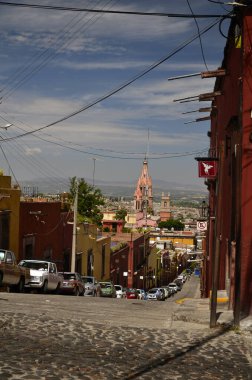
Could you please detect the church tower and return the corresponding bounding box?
[134,159,153,213]
[159,192,172,221]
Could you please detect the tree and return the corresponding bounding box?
[69,177,105,225]
[158,219,184,231]
[114,208,127,221]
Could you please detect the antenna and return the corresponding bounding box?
[146,129,150,161]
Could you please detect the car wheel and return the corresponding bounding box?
[17,277,25,293]
[0,272,3,287]
[42,280,48,294]
[54,283,61,294]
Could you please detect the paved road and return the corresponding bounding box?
[1,276,251,379]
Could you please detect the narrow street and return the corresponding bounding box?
[1,276,251,379]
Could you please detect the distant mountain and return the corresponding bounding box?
[19,177,207,199]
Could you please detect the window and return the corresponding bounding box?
[87,249,93,276]
[23,236,35,260]
[6,251,13,264]
[0,212,10,249]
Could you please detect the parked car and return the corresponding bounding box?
[137,289,147,300]
[174,278,183,291]
[99,281,116,298]
[81,276,101,296]
[160,286,169,299]
[161,286,173,298]
[125,288,139,299]
[168,282,178,294]
[146,288,165,301]
[177,274,187,283]
[19,260,63,293]
[115,285,126,298]
[58,272,85,296]
[0,249,30,292]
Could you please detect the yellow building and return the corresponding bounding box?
[125,213,136,226]
[102,211,116,221]
[0,175,21,257]
[76,223,111,282]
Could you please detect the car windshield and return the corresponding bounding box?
[60,273,76,280]
[100,283,111,288]
[148,289,158,294]
[82,277,93,283]
[19,261,48,271]
[0,251,5,260]
[115,286,121,291]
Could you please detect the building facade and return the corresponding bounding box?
[0,175,20,257]
[19,200,72,271]
[200,6,252,319]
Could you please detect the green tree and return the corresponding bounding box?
[158,219,184,231]
[114,208,127,221]
[69,177,105,225]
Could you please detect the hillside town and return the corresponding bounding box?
[1,2,252,379]
[0,157,203,294]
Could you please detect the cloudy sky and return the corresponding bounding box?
[0,0,232,191]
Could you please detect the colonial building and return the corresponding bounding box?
[77,223,111,281]
[19,200,72,271]
[195,5,252,322]
[134,159,153,214]
[159,192,172,221]
[0,175,20,257]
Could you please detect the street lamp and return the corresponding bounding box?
[200,200,209,219]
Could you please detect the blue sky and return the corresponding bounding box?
[0,0,231,191]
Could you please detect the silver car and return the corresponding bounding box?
[81,276,101,296]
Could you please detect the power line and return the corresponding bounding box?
[0,1,231,18]
[0,16,224,144]
[0,112,211,158]
[0,0,118,102]
[186,0,209,71]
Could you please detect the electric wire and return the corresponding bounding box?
[0,133,20,185]
[186,0,209,71]
[0,1,231,18]
[0,16,226,144]
[1,111,210,158]
[1,0,118,102]
[0,122,70,187]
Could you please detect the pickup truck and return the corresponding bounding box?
[0,249,30,292]
[18,260,63,293]
[81,275,101,296]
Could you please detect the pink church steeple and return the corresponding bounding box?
[134,159,153,213]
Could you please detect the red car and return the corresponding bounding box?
[58,272,85,296]
[125,288,139,299]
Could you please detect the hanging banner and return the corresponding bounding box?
[198,160,217,178]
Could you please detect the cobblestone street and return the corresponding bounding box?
[1,277,251,379]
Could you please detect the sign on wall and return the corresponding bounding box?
[197,221,208,231]
[198,160,217,178]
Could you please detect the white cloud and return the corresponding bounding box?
[25,147,42,156]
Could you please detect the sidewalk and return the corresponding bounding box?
[173,276,252,332]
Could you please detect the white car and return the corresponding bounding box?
[168,282,178,294]
[137,289,147,300]
[114,285,126,298]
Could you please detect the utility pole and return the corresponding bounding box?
[71,179,78,272]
